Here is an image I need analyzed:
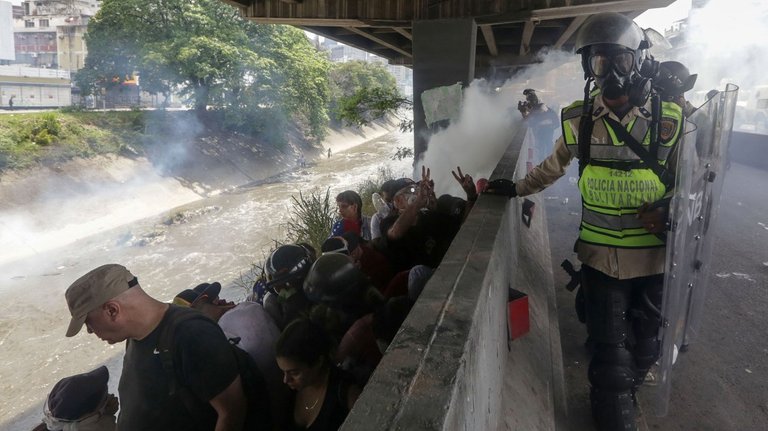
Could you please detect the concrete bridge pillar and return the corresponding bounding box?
[412,18,477,160]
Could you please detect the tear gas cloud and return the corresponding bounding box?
[659,0,768,107]
[0,111,205,266]
[418,49,583,197]
[420,0,768,196]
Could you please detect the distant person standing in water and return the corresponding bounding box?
[327,148,332,158]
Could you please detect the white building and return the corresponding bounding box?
[0,1,14,62]
[0,64,71,108]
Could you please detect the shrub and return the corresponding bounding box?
[33,129,54,146]
[283,188,336,252]
[36,113,62,137]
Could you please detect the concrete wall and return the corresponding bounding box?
[343,133,567,430]
[730,131,768,170]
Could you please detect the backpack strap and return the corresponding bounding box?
[649,93,662,160]
[577,80,595,176]
[602,116,674,188]
[157,306,212,396]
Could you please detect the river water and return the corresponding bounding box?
[0,130,412,430]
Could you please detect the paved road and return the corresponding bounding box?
[544,161,768,430]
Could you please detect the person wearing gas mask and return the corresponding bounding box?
[518,89,560,158]
[485,12,686,431]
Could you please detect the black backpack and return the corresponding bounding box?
[157,306,272,431]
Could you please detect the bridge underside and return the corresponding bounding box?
[223,0,675,158]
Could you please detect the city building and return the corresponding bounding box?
[12,0,100,72]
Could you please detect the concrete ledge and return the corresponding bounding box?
[342,137,567,430]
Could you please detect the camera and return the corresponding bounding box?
[518,100,530,115]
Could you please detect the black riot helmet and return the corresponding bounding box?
[303,253,369,304]
[265,244,314,289]
[575,12,653,105]
[654,61,697,101]
[523,88,540,106]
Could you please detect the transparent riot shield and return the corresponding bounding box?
[649,83,739,417]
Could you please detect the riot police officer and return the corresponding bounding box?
[485,12,686,430]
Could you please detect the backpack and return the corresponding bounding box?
[157,306,272,431]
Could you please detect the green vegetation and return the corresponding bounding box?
[284,188,337,253]
[76,0,331,140]
[328,61,397,123]
[281,166,396,251]
[232,167,398,297]
[2,3,410,172]
[0,111,141,170]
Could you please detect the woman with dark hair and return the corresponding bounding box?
[276,319,361,431]
[330,190,371,240]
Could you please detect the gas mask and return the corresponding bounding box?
[586,45,654,106]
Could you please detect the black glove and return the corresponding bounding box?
[483,179,517,198]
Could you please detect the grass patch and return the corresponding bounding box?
[0,111,150,171]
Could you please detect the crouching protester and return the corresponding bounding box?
[276,318,361,431]
[485,13,686,431]
[174,282,289,431]
[33,366,117,431]
[64,264,252,431]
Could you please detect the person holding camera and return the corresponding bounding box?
[518,89,559,157]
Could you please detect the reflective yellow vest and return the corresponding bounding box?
[561,99,684,248]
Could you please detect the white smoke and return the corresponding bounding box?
[0,111,208,266]
[418,0,768,196]
[417,49,583,197]
[668,0,768,106]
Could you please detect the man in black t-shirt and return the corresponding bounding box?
[64,264,247,431]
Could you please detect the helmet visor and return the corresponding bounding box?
[588,51,635,78]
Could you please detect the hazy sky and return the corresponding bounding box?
[636,0,692,31]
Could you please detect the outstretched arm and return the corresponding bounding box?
[210,375,247,431]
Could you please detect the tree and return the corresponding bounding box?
[79,0,257,114]
[327,61,398,124]
[247,25,331,139]
[337,86,413,133]
[76,0,330,140]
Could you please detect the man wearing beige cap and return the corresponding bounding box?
[65,264,247,431]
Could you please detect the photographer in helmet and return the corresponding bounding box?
[485,12,687,431]
[518,88,560,158]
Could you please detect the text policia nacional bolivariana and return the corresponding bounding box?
[582,171,663,208]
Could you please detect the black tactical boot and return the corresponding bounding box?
[590,387,638,431]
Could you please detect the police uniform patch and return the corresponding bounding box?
[660,118,678,142]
